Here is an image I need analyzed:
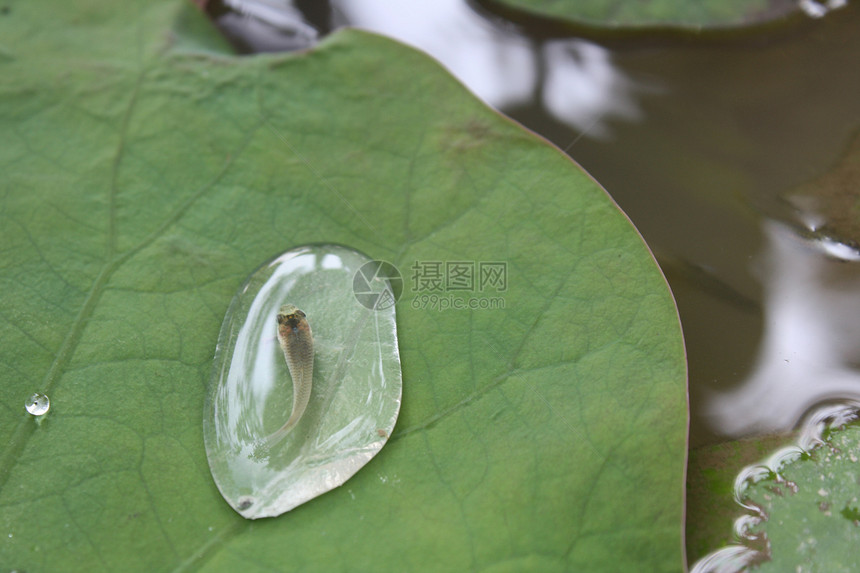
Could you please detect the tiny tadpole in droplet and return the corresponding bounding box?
[262,304,315,448]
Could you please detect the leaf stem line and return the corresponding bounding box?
[170,520,244,573]
[0,261,116,490]
[0,112,265,493]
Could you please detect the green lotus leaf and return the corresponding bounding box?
[0,1,686,571]
[747,422,860,571]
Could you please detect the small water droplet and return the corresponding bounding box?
[25,392,50,416]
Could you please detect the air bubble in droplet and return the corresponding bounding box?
[25,392,50,416]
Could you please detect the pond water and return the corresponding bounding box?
[205,0,860,446]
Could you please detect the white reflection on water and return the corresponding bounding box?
[213,0,641,137]
[540,39,640,137]
[219,0,319,52]
[705,221,860,436]
[335,0,640,137]
[335,0,536,108]
[798,0,847,18]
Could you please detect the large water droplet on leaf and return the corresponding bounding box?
[204,244,402,519]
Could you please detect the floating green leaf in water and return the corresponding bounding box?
[692,401,860,572]
[477,0,826,29]
[204,244,402,519]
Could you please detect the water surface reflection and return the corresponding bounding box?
[706,221,860,436]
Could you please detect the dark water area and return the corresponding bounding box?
[505,3,860,445]
[205,0,860,446]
